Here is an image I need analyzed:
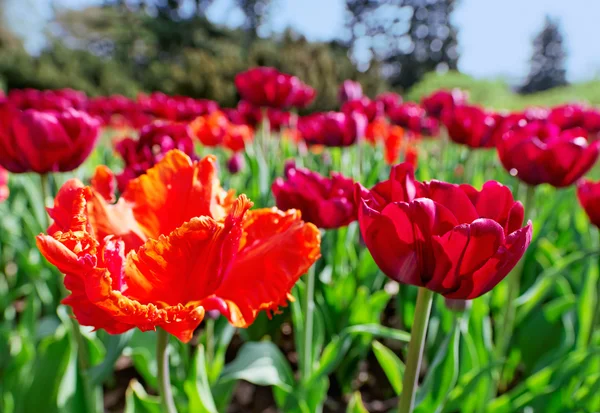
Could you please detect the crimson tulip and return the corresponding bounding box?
[388,102,439,137]
[356,163,532,299]
[0,103,100,174]
[8,88,87,111]
[115,121,197,191]
[338,80,363,104]
[341,97,382,123]
[298,111,367,147]
[138,92,219,122]
[376,92,403,115]
[235,67,313,110]
[442,105,501,148]
[577,179,600,228]
[496,120,600,187]
[272,162,357,229]
[421,89,468,119]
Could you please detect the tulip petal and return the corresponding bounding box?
[445,222,532,299]
[423,181,479,225]
[211,208,321,327]
[123,151,235,239]
[91,165,116,202]
[124,195,251,307]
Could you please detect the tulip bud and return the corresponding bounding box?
[227,153,245,174]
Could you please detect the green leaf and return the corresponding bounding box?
[415,323,460,413]
[220,341,294,392]
[184,345,218,413]
[23,331,72,413]
[372,341,405,396]
[346,392,369,413]
[124,380,162,413]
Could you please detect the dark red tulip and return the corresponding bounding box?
[0,103,100,174]
[338,80,363,104]
[389,102,439,137]
[584,109,600,136]
[298,111,367,147]
[375,92,403,115]
[138,92,219,122]
[356,163,532,299]
[8,88,87,111]
[341,97,383,123]
[235,67,313,110]
[496,120,600,187]
[86,95,152,128]
[291,83,316,109]
[227,152,245,174]
[272,162,357,229]
[421,89,468,119]
[442,105,501,148]
[577,179,600,228]
[115,121,197,191]
[548,104,586,130]
[0,166,8,202]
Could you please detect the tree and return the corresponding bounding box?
[519,16,568,94]
[345,0,459,90]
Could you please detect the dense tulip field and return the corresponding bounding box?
[1,67,599,413]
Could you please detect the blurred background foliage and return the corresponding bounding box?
[1,0,598,110]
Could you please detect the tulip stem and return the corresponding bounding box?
[157,328,178,413]
[39,174,51,228]
[589,230,600,345]
[398,287,434,413]
[206,318,215,366]
[303,264,316,381]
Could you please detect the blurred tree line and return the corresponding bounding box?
[0,0,571,106]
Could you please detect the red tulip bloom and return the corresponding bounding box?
[191,111,252,152]
[235,67,313,110]
[341,97,383,123]
[138,92,219,122]
[290,83,316,109]
[421,89,468,119]
[388,102,440,137]
[338,80,363,104]
[383,126,405,165]
[376,92,403,115]
[442,105,500,148]
[272,163,357,229]
[577,179,600,228]
[0,167,8,202]
[8,88,87,111]
[497,120,600,187]
[298,111,367,147]
[37,150,321,342]
[356,163,532,299]
[0,103,100,174]
[86,95,152,129]
[116,121,197,191]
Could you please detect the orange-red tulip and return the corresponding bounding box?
[37,150,320,342]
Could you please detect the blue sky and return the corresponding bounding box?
[5,0,600,83]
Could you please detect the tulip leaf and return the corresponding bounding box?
[124,380,162,413]
[220,341,295,392]
[371,340,405,396]
[89,330,133,386]
[346,392,369,413]
[184,344,218,413]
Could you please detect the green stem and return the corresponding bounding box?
[157,328,178,413]
[589,230,600,345]
[398,287,434,413]
[205,318,215,367]
[303,264,316,381]
[40,174,50,229]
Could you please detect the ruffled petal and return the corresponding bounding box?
[124,196,251,307]
[123,150,236,239]
[91,165,116,202]
[211,208,321,327]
